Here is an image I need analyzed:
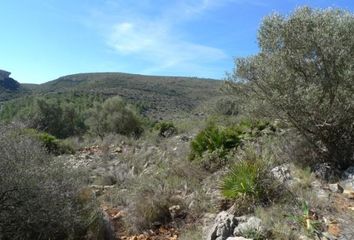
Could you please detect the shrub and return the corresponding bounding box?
[0,93,103,138]
[190,123,240,160]
[21,128,75,155]
[231,7,354,169]
[86,96,143,138]
[31,98,88,138]
[0,125,101,239]
[154,121,177,137]
[189,120,276,163]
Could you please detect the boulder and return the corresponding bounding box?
[207,211,238,240]
[233,216,264,237]
[207,213,264,240]
[271,164,292,183]
[0,70,10,79]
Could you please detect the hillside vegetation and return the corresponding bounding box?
[0,6,353,240]
[38,72,223,119]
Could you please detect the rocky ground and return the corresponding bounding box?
[59,136,354,240]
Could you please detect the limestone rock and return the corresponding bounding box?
[207,213,265,240]
[328,183,344,193]
[0,69,10,79]
[114,146,123,153]
[233,216,264,237]
[271,164,292,183]
[207,211,237,240]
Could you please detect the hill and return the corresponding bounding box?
[38,72,224,119]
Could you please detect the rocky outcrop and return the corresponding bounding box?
[207,211,264,240]
[0,70,20,91]
[207,211,238,240]
[0,70,11,79]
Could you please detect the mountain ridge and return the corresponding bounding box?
[1,71,224,120]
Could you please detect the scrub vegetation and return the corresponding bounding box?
[0,6,353,240]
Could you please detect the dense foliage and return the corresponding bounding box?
[85,96,143,138]
[232,7,354,168]
[190,120,275,161]
[0,93,144,139]
[0,93,104,138]
[0,125,102,239]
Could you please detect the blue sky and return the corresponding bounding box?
[0,0,353,83]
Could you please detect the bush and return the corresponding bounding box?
[154,121,177,137]
[190,123,240,160]
[0,125,101,239]
[231,7,354,169]
[0,93,99,138]
[86,96,143,138]
[31,97,89,138]
[21,128,75,155]
[189,120,276,163]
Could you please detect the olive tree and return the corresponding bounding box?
[231,7,354,168]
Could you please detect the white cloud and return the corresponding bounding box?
[107,19,227,67]
[91,0,235,76]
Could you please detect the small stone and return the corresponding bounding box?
[328,183,344,193]
[170,235,178,240]
[343,189,354,199]
[114,146,122,153]
[169,205,183,219]
[339,180,354,191]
